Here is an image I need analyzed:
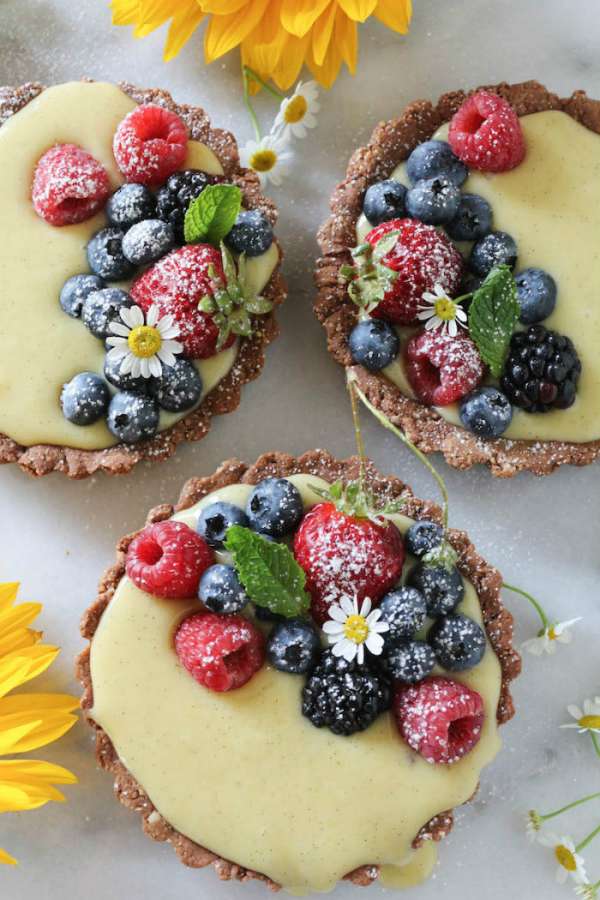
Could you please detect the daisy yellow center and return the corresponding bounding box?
[128,325,162,358]
[284,95,308,124]
[343,614,369,645]
[434,297,457,321]
[250,149,277,173]
[580,715,600,729]
[555,845,577,871]
[548,626,558,640]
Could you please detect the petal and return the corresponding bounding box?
[331,640,346,658]
[148,356,162,378]
[280,0,330,37]
[163,3,205,62]
[146,304,159,326]
[338,0,378,21]
[322,621,344,635]
[119,353,135,375]
[371,620,390,634]
[204,0,270,62]
[365,608,382,625]
[328,605,347,624]
[129,356,142,377]
[108,322,131,338]
[567,705,584,719]
[365,633,384,655]
[375,0,412,33]
[106,344,127,361]
[522,638,544,656]
[139,357,151,378]
[448,320,458,337]
[356,644,365,665]
[340,596,356,617]
[359,597,372,617]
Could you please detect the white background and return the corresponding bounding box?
[1,1,599,898]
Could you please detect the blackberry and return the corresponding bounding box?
[500,325,582,412]
[302,650,391,736]
[156,169,221,243]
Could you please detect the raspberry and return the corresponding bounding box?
[366,219,463,325]
[130,245,234,358]
[405,330,485,406]
[32,143,110,226]
[175,612,265,692]
[113,104,188,187]
[393,676,484,764]
[126,520,214,599]
[448,91,525,173]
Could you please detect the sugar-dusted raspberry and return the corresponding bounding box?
[113,104,188,187]
[126,520,214,599]
[393,676,485,764]
[448,91,525,173]
[32,143,110,226]
[405,329,485,406]
[175,612,265,692]
[366,219,463,325]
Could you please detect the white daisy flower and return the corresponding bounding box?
[322,596,389,665]
[561,698,600,735]
[575,883,598,899]
[522,618,582,656]
[239,133,292,187]
[106,304,182,379]
[526,810,543,843]
[538,833,587,885]
[273,80,320,140]
[417,284,468,337]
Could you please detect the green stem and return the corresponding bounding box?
[243,66,285,99]
[348,379,367,496]
[539,793,600,822]
[242,67,262,142]
[592,732,600,762]
[501,582,550,630]
[577,822,600,854]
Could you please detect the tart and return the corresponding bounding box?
[0,81,285,478]
[315,80,600,476]
[78,450,520,893]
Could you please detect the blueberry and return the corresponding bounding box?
[246,478,304,537]
[266,618,321,674]
[383,640,436,683]
[81,288,132,339]
[406,140,468,187]
[446,193,492,242]
[254,604,285,623]
[198,564,249,615]
[122,219,175,266]
[60,372,110,426]
[362,180,407,226]
[406,176,461,225]
[407,563,464,617]
[348,319,400,371]
[151,359,203,412]
[428,613,486,671]
[59,274,105,318]
[405,520,445,558]
[106,183,156,229]
[103,353,155,395]
[378,587,428,643]
[515,268,557,324]
[196,501,249,549]
[225,210,273,258]
[460,386,513,438]
[470,231,517,277]
[87,227,135,281]
[106,391,159,443]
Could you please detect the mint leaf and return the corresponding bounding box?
[184,184,242,245]
[468,265,520,378]
[225,525,310,618]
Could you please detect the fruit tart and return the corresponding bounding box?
[78,450,520,893]
[0,81,285,478]
[316,80,600,476]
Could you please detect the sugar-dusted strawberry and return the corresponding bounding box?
[32,143,110,226]
[175,611,265,692]
[448,91,525,173]
[126,520,214,599]
[393,676,484,764]
[405,329,485,406]
[113,104,188,187]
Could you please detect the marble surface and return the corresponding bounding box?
[1,1,600,897]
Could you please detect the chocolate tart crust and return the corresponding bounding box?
[77,450,521,890]
[0,81,286,479]
[315,80,600,477]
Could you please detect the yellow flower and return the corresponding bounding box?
[0,583,78,865]
[110,0,413,89]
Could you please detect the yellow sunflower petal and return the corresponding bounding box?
[241,0,285,77]
[0,713,77,756]
[110,0,141,26]
[0,603,43,640]
[0,846,17,866]
[307,36,343,89]
[0,720,41,755]
[335,9,358,71]
[0,628,39,660]
[280,0,331,38]
[0,759,77,784]
[311,2,337,67]
[200,0,247,12]
[0,781,66,810]
[0,693,79,717]
[268,32,311,92]
[374,0,412,32]
[0,583,19,611]
[204,0,269,62]
[164,2,205,60]
[0,646,59,698]
[337,0,377,21]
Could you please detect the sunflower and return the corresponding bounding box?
[110,0,413,89]
[0,582,78,865]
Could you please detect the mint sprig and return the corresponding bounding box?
[184,183,242,245]
[468,265,520,378]
[224,525,310,619]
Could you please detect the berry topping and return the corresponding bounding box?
[87,227,135,281]
[515,268,557,324]
[175,611,265,692]
[293,502,405,626]
[428,614,486,671]
[384,640,436,684]
[122,219,175,266]
[151,359,203,412]
[406,140,468,187]
[362,180,407,227]
[106,183,156,229]
[469,231,518,278]
[266,618,321,675]
[448,91,526,173]
[60,372,110,426]
[113,104,188,187]
[348,319,400,372]
[81,287,132,339]
[198,564,249,615]
[156,169,218,244]
[246,478,304,538]
[103,353,155,395]
[106,390,160,443]
[393,676,485,764]
[302,649,391,736]
[500,325,582,412]
[197,501,249,550]
[405,176,461,226]
[405,330,485,406]
[378,587,427,643]
[445,193,493,243]
[405,521,445,558]
[225,210,274,258]
[459,386,513,438]
[32,143,110,227]
[126,520,214,599]
[59,273,105,319]
[407,563,465,617]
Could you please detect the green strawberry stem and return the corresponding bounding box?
[501,582,550,630]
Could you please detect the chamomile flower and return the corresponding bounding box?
[561,698,600,735]
[522,618,582,656]
[274,81,320,140]
[526,810,543,842]
[322,596,389,665]
[538,833,587,885]
[106,304,182,379]
[239,133,292,188]
[575,882,599,899]
[417,284,468,337]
